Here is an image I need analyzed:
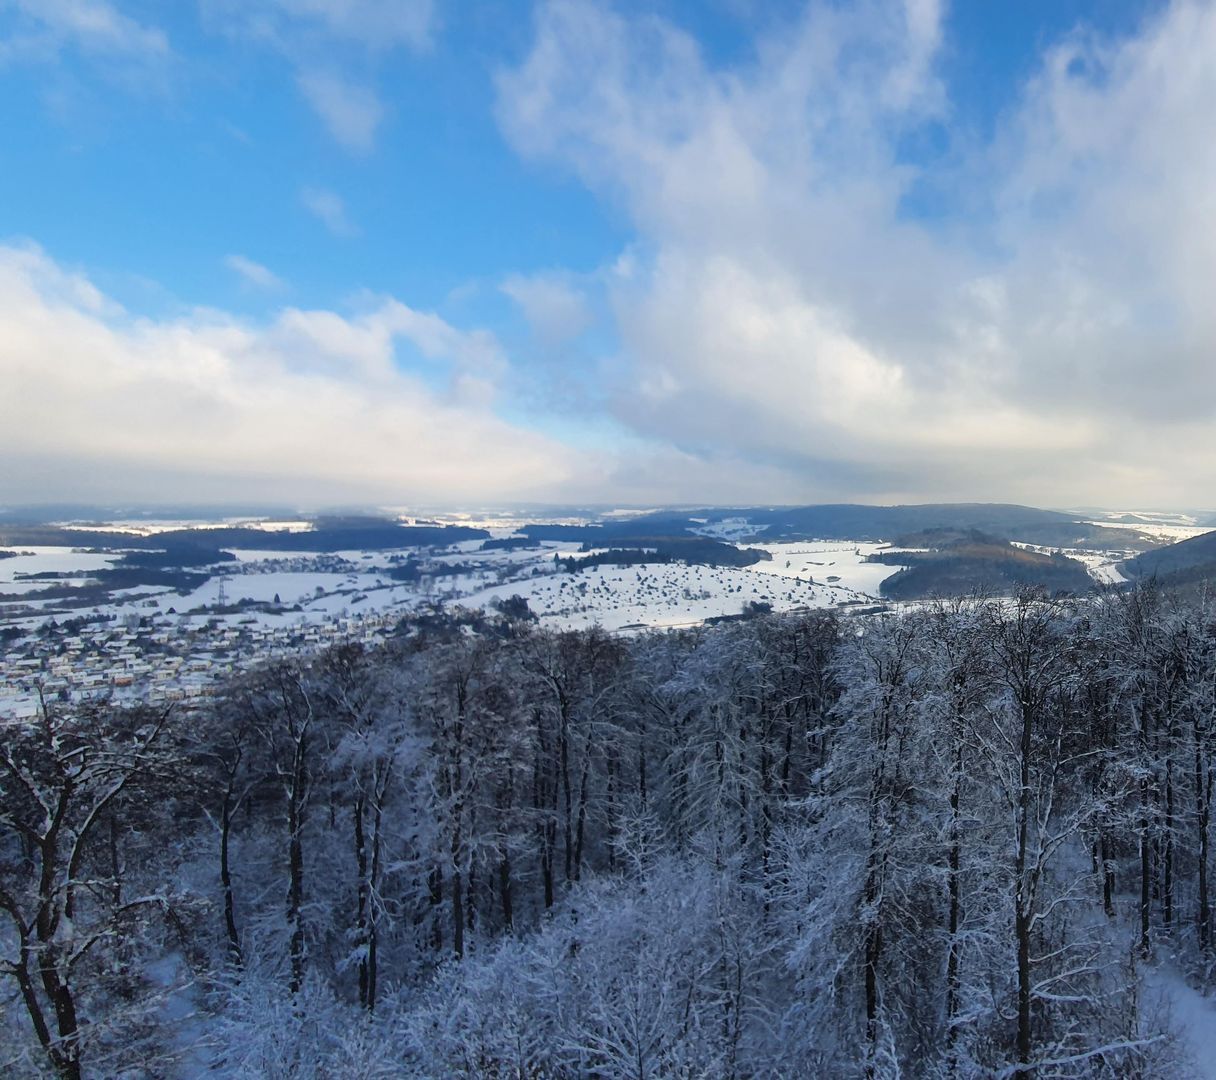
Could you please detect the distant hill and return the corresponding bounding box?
[0,503,299,525]
[0,520,488,553]
[1122,530,1216,585]
[154,521,489,552]
[871,530,1094,600]
[519,517,701,543]
[513,503,1164,559]
[620,503,1151,549]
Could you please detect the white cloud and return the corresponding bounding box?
[201,0,433,150]
[224,254,285,291]
[0,243,575,506]
[203,0,434,53]
[0,0,170,91]
[296,69,383,153]
[501,271,592,348]
[2,0,168,57]
[300,186,358,236]
[267,0,434,52]
[492,0,1216,507]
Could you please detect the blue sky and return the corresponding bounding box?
[0,1,1158,311]
[3,0,1211,510]
[2,4,622,315]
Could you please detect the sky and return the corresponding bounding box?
[4,0,1214,512]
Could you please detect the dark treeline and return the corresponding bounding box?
[0,521,489,554]
[871,536,1094,599]
[3,587,1216,1076]
[558,537,770,573]
[115,547,238,570]
[2,566,215,604]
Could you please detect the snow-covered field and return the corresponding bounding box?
[4,529,1166,640]
[1088,520,1216,544]
[1069,550,1129,584]
[1,538,905,641]
[1,546,128,583]
[57,517,316,536]
[446,540,900,630]
[742,541,907,594]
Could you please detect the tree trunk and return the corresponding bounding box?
[428,865,444,952]
[1139,776,1152,958]
[945,736,963,1060]
[287,732,308,995]
[37,941,81,1080]
[1014,697,1033,1078]
[638,716,648,807]
[1100,831,1115,918]
[1198,733,1212,950]
[367,794,383,1012]
[573,755,591,881]
[220,787,242,966]
[606,747,619,875]
[1164,753,1175,930]
[451,865,464,959]
[499,852,514,931]
[13,944,57,1076]
[560,697,573,883]
[864,884,882,1073]
[532,733,555,909]
[108,814,122,905]
[354,795,369,1008]
[1015,902,1032,1078]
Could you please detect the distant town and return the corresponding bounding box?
[1,601,407,718]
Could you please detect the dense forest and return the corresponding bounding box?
[515,503,1142,551]
[1125,531,1216,592]
[871,533,1094,600]
[4,587,1216,1076]
[652,504,1145,550]
[560,538,771,572]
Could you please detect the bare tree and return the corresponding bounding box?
[0,700,175,1078]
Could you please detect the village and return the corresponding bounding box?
[0,604,403,719]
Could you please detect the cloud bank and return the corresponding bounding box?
[491,0,1216,508]
[0,243,575,506]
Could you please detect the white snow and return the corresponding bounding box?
[56,517,315,536]
[1088,520,1215,544]
[453,546,896,632]
[1144,964,1216,1079]
[691,517,760,542]
[741,541,908,595]
[0,546,127,583]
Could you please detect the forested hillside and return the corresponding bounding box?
[519,503,1148,551]
[680,504,1143,548]
[1124,530,1216,586]
[871,532,1094,599]
[0,520,489,553]
[2,589,1214,1077]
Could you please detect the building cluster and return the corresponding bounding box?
[0,607,403,719]
[227,553,374,576]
